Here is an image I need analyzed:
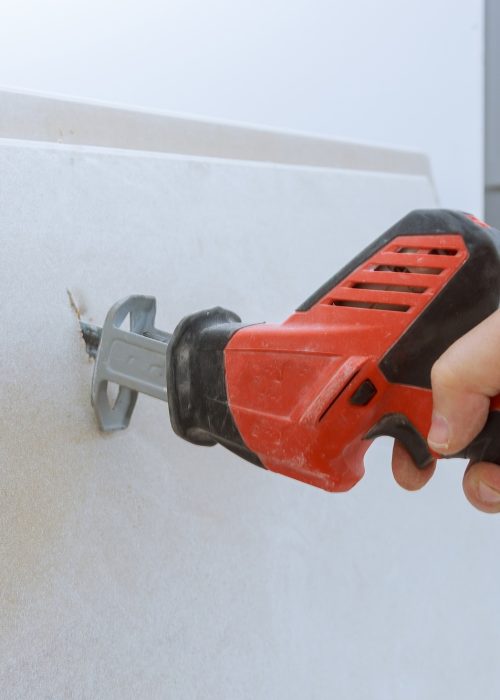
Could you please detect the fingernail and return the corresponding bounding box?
[427,412,450,451]
[477,481,500,507]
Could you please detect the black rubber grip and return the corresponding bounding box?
[365,413,434,469]
[366,410,500,469]
[166,307,264,467]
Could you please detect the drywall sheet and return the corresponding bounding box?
[0,89,430,177]
[0,140,498,700]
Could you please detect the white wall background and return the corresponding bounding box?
[0,0,484,214]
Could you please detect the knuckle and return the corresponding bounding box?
[430,356,459,391]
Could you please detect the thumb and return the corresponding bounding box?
[428,309,500,455]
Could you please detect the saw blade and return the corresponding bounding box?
[80,321,102,359]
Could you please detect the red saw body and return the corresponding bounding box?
[165,209,500,492]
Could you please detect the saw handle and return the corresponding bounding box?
[367,397,500,470]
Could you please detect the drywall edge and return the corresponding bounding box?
[0,87,431,176]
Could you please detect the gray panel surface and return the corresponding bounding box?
[1,140,498,700]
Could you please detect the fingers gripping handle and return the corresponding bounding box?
[454,408,500,466]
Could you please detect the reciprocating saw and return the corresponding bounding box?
[81,209,500,492]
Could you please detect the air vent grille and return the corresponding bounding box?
[320,234,467,314]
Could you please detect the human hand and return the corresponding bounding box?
[392,309,500,513]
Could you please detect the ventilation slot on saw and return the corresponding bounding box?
[352,282,426,294]
[331,300,410,312]
[397,246,458,256]
[322,237,462,314]
[370,244,459,275]
[371,263,442,275]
